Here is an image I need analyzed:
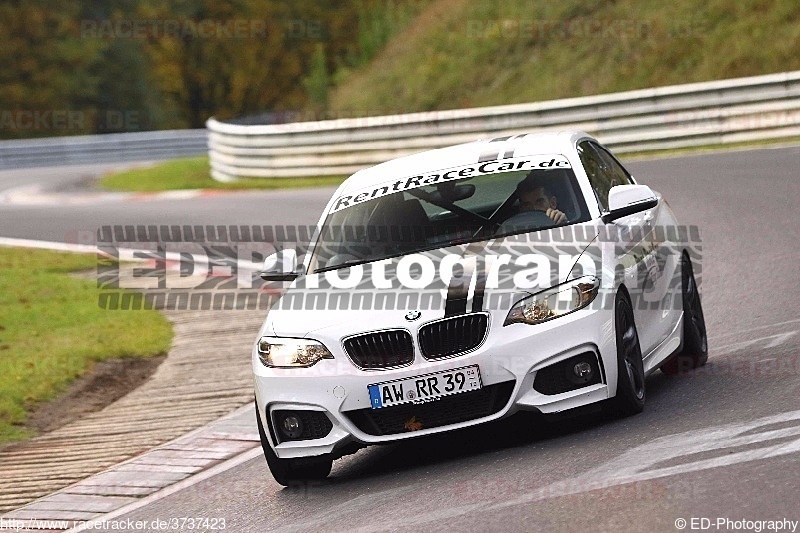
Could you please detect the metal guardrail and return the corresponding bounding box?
[207,70,800,181]
[0,129,208,169]
[3,71,798,175]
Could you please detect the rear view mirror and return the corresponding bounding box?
[602,185,658,223]
[428,183,475,203]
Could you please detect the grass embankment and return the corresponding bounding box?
[0,247,172,444]
[328,0,800,114]
[99,157,347,192]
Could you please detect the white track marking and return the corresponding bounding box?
[295,409,800,532]
[714,330,798,352]
[492,408,800,511]
[709,317,800,341]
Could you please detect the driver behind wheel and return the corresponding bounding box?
[500,173,568,231]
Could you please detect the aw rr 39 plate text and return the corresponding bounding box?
[368,365,482,409]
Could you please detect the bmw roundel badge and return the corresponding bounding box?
[404,311,422,321]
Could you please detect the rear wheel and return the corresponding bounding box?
[255,402,333,486]
[661,253,708,376]
[609,292,646,416]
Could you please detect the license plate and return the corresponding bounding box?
[368,365,482,409]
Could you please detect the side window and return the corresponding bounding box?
[577,141,634,211]
[593,143,634,187]
[577,141,612,211]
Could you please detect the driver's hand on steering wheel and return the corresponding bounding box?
[546,208,567,224]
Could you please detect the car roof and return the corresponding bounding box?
[338,130,594,194]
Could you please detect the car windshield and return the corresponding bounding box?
[309,157,590,272]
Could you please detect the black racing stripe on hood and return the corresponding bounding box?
[471,257,487,313]
[444,266,470,317]
[443,241,493,317]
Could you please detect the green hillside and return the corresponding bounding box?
[328,0,800,115]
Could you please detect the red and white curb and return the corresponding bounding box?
[0,237,263,277]
[0,184,233,206]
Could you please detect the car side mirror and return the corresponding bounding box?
[602,184,658,223]
[260,249,303,281]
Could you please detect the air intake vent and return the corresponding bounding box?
[418,313,489,359]
[343,330,414,369]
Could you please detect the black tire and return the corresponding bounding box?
[661,253,708,376]
[609,292,646,416]
[255,402,333,486]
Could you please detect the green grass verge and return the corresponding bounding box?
[618,136,800,162]
[0,247,173,444]
[99,156,347,192]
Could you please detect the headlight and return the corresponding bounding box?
[504,276,600,326]
[256,337,334,368]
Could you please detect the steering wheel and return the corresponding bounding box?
[498,210,557,233]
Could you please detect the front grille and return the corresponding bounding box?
[344,381,515,436]
[343,330,414,369]
[418,313,489,359]
[272,410,333,442]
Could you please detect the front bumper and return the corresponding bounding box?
[254,305,616,459]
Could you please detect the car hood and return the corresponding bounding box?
[268,222,600,338]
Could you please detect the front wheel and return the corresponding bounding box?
[255,402,333,486]
[661,253,708,376]
[609,292,646,416]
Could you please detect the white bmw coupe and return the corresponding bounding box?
[253,131,707,485]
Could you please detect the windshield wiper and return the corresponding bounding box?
[315,258,370,273]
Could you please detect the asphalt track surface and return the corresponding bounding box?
[2,146,800,532]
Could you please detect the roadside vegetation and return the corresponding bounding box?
[0,1,431,138]
[0,247,172,444]
[328,0,800,114]
[98,157,347,191]
[5,0,799,139]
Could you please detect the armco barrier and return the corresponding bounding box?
[3,71,799,176]
[207,70,800,181]
[0,129,208,169]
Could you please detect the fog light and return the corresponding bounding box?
[573,362,593,378]
[535,352,602,394]
[280,413,304,439]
